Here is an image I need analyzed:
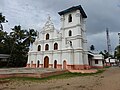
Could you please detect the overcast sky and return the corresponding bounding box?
[0,0,120,53]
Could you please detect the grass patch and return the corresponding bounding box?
[104,66,111,68]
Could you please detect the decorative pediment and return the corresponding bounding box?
[43,15,54,31]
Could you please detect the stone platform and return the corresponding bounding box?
[0,68,98,79]
[0,68,68,78]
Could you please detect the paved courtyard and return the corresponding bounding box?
[0,68,66,78]
[0,68,62,74]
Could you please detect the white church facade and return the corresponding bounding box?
[27,5,99,70]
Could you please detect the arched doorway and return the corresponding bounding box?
[54,60,57,68]
[31,61,33,67]
[44,56,49,68]
[63,60,67,69]
[37,60,40,68]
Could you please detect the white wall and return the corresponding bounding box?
[93,54,104,59]
[92,59,103,67]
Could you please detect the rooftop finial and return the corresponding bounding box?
[44,14,53,26]
[47,14,51,21]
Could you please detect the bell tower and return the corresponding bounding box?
[58,5,87,49]
[58,5,89,69]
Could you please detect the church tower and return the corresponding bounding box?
[58,5,89,69]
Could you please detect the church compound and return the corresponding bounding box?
[27,5,104,70]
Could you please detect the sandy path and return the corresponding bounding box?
[0,67,120,90]
[93,67,120,90]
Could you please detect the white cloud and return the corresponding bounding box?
[0,0,120,53]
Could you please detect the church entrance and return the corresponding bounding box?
[63,60,67,69]
[44,56,49,68]
[54,60,57,68]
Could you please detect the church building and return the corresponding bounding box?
[27,5,90,70]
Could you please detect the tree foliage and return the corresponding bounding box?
[0,13,6,23]
[90,45,95,51]
[23,29,37,47]
[0,25,37,67]
[99,50,113,59]
[0,30,8,54]
[114,45,120,60]
[0,13,8,30]
[0,13,37,67]
[99,50,109,59]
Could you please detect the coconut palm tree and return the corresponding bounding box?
[7,25,26,66]
[0,30,8,54]
[23,29,37,47]
[0,13,8,30]
[10,25,26,41]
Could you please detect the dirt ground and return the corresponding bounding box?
[0,67,120,90]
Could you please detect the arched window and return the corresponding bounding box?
[69,30,72,36]
[70,41,72,46]
[45,44,49,50]
[54,43,58,50]
[68,14,72,22]
[38,45,41,51]
[46,33,49,40]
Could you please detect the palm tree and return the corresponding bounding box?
[0,13,8,30]
[10,25,25,41]
[0,30,8,54]
[7,25,27,67]
[23,29,37,47]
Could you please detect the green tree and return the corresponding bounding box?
[99,50,113,59]
[10,25,25,41]
[7,25,37,67]
[0,30,8,54]
[90,45,95,51]
[99,50,109,59]
[0,13,9,54]
[0,13,8,30]
[114,45,120,60]
[23,29,37,47]
[0,24,37,67]
[7,25,28,67]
